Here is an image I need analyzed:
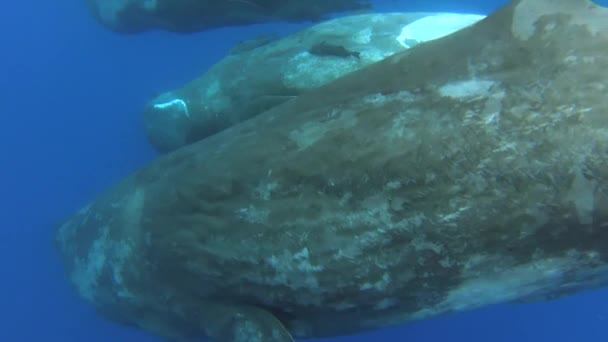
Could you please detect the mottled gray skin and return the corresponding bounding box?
[85,0,370,34]
[57,0,608,341]
[143,12,483,153]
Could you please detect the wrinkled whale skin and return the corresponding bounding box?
[57,0,608,340]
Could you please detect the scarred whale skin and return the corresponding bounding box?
[85,0,371,34]
[57,0,608,341]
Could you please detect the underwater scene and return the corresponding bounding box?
[4,0,608,341]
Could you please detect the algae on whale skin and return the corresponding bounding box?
[57,0,608,341]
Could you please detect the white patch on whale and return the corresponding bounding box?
[396,13,486,48]
[266,248,324,291]
[438,80,495,99]
[153,98,190,118]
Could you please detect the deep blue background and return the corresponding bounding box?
[2,0,608,341]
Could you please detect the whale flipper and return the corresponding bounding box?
[202,303,294,342]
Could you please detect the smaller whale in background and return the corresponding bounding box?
[85,0,371,34]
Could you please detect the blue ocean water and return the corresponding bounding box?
[2,0,608,341]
